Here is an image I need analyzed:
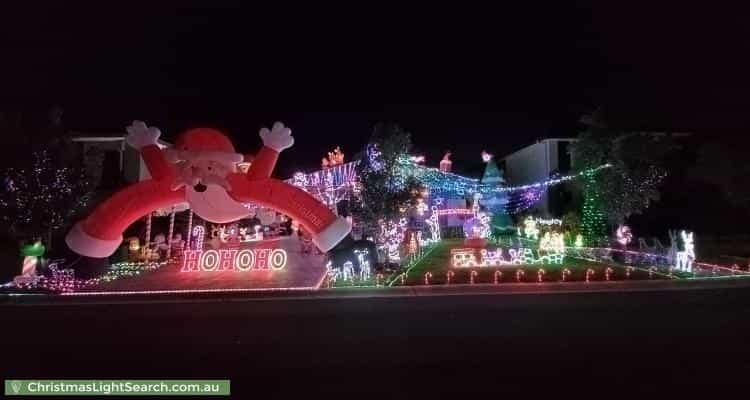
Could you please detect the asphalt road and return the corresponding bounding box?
[3,283,750,397]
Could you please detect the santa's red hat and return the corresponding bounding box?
[169,128,243,164]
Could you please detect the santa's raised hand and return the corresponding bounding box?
[126,120,161,149]
[259,121,294,152]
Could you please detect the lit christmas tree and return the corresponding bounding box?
[581,174,607,242]
[479,151,512,230]
[0,148,92,247]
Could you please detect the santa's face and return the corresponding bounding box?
[172,156,250,224]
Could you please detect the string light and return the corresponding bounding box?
[537,268,545,282]
[516,269,525,282]
[605,267,613,281]
[446,270,455,285]
[470,270,478,284]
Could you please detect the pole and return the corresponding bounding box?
[144,212,152,257]
[166,206,176,259]
[186,209,193,250]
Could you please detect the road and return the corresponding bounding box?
[3,281,750,397]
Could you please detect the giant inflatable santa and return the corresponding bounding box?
[66,121,351,258]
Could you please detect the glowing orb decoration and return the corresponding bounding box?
[181,248,287,272]
[616,225,633,246]
[481,150,493,163]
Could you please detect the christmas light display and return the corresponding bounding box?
[66,121,351,258]
[341,261,355,281]
[462,194,491,242]
[424,272,433,285]
[539,232,565,254]
[436,208,474,216]
[537,268,546,282]
[625,266,633,279]
[535,218,562,226]
[616,225,633,246]
[439,151,452,172]
[15,240,46,285]
[574,234,584,248]
[585,268,595,283]
[354,248,372,280]
[516,269,525,282]
[321,147,345,168]
[494,270,503,284]
[675,230,696,273]
[192,225,205,250]
[581,173,607,242]
[378,219,407,262]
[469,270,478,284]
[605,267,613,281]
[181,248,287,272]
[446,270,455,285]
[523,216,539,240]
[561,268,571,282]
[13,260,166,293]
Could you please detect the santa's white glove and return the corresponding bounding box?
[259,121,294,152]
[126,120,161,150]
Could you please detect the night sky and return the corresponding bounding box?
[3,3,749,177]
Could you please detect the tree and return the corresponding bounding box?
[0,107,93,250]
[0,149,93,249]
[572,110,672,240]
[350,122,423,238]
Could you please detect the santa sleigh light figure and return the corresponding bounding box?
[66,121,351,258]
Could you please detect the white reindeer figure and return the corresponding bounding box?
[355,249,371,280]
[675,230,695,272]
[342,261,355,281]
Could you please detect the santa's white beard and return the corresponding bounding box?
[186,184,252,223]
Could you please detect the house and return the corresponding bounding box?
[70,133,172,188]
[499,138,577,217]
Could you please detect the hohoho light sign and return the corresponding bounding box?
[181,248,287,272]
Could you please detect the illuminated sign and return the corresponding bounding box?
[181,248,287,272]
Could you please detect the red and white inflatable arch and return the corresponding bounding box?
[66,121,351,258]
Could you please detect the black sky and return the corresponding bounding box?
[2,3,750,176]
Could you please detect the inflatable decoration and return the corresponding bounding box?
[66,121,351,258]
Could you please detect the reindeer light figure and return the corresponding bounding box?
[675,230,696,273]
[355,248,371,281]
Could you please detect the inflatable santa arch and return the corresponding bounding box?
[66,121,351,258]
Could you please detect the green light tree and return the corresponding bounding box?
[572,110,672,242]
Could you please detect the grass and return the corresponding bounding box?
[397,239,670,285]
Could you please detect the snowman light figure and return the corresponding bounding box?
[675,230,696,272]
